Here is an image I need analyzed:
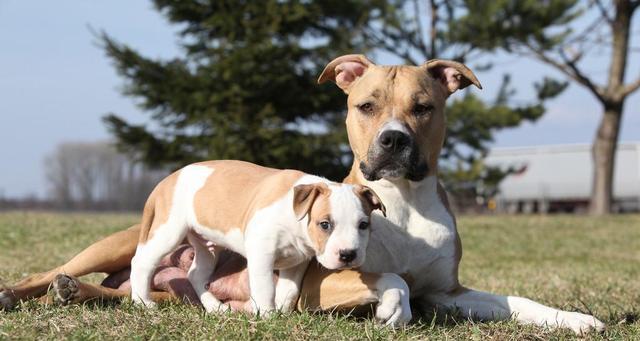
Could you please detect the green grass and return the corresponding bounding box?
[0,211,638,340]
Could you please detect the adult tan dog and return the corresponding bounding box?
[1,55,604,334]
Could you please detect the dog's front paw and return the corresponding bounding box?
[375,273,412,327]
[0,288,17,310]
[558,311,606,335]
[52,274,81,306]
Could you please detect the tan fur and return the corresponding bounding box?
[139,160,305,245]
[140,173,178,243]
[341,65,449,178]
[305,188,333,254]
[297,260,379,311]
[192,161,302,234]
[353,184,386,217]
[293,183,330,220]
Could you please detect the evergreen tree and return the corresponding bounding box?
[102,0,382,181]
[103,0,567,207]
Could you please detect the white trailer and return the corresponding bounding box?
[485,142,640,213]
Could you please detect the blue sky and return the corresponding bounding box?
[0,0,638,198]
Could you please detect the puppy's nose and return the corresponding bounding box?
[339,249,357,263]
[378,130,410,151]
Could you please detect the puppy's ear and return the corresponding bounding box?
[423,59,482,96]
[318,54,374,94]
[293,183,327,221]
[354,185,386,217]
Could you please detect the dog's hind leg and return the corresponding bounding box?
[1,224,140,310]
[425,287,606,335]
[130,222,186,308]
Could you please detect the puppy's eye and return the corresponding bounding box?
[357,102,374,114]
[358,221,370,230]
[319,221,332,231]
[413,104,434,117]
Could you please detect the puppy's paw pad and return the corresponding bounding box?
[52,274,80,305]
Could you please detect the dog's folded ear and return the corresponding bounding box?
[354,185,386,217]
[293,183,328,221]
[423,59,482,96]
[318,54,374,94]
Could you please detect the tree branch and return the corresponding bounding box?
[593,0,614,25]
[428,0,438,59]
[363,29,420,65]
[411,0,429,58]
[622,76,640,97]
[523,43,606,101]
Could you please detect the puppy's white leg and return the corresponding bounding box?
[187,234,226,313]
[130,222,187,308]
[245,247,277,316]
[374,273,412,327]
[274,261,309,312]
[427,288,605,335]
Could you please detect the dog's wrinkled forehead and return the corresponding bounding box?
[348,65,447,110]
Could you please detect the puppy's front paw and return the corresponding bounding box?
[201,292,228,314]
[245,300,275,318]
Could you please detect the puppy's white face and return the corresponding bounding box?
[293,183,385,270]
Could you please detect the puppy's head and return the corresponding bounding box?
[293,182,385,269]
[318,54,482,182]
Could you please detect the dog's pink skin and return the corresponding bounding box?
[104,245,253,309]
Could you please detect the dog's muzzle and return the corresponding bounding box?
[360,129,428,181]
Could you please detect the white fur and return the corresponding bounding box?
[374,273,412,326]
[356,174,604,332]
[316,183,369,269]
[427,289,605,334]
[378,119,410,137]
[130,165,214,307]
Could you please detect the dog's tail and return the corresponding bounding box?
[138,188,157,245]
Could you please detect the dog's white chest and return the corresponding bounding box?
[359,176,459,294]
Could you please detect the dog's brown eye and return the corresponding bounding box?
[358,102,374,114]
[413,104,434,117]
[358,221,369,230]
[319,221,332,231]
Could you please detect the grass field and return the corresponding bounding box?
[0,211,638,340]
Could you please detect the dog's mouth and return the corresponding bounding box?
[360,150,428,182]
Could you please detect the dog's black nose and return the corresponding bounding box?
[339,249,357,263]
[378,130,410,151]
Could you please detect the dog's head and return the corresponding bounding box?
[319,54,481,182]
[293,182,385,269]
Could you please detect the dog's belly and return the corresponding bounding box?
[190,225,247,256]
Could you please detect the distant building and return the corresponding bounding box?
[485,142,640,213]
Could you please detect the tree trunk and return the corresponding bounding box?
[590,0,633,215]
[590,103,623,215]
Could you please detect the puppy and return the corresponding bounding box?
[129,160,385,315]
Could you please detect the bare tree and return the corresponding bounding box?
[497,0,640,214]
[44,141,167,210]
